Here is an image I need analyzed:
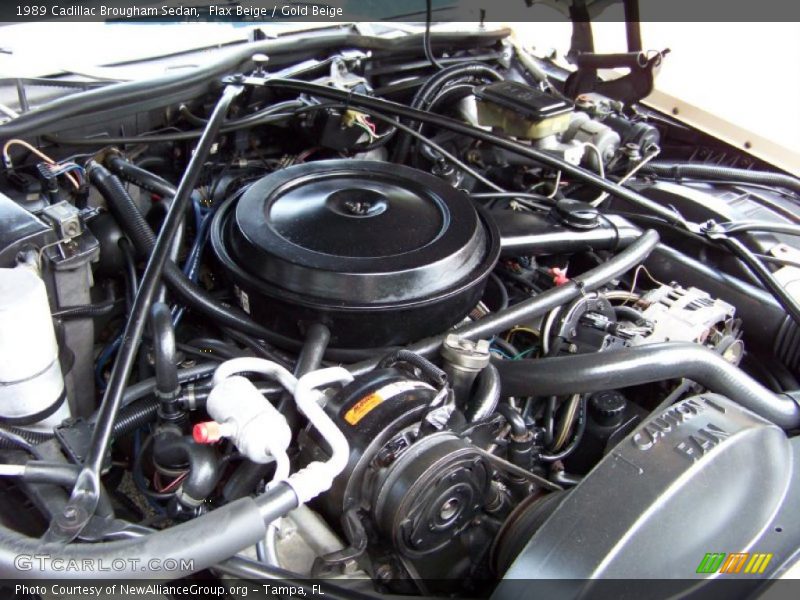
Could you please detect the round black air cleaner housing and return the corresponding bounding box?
[211,160,499,348]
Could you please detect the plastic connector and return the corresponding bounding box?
[192,421,230,444]
[551,267,570,286]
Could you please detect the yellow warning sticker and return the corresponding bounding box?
[344,393,383,425]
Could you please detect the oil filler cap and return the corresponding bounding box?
[552,198,599,230]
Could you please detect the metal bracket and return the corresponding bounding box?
[564,49,669,106]
[563,0,669,106]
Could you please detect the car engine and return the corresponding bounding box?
[0,23,798,597]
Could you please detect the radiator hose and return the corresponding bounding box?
[467,364,501,422]
[493,342,800,429]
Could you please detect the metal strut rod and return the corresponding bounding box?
[45,84,243,543]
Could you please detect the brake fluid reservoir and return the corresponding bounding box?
[0,265,70,430]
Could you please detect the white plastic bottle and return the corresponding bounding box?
[0,264,70,431]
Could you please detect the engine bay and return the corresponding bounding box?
[0,23,799,595]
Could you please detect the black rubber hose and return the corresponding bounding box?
[378,349,448,388]
[221,460,272,504]
[119,237,138,310]
[392,61,502,163]
[1,401,158,453]
[719,220,800,238]
[550,470,582,487]
[411,81,482,168]
[118,362,217,410]
[539,396,587,463]
[279,323,330,429]
[90,163,156,254]
[150,303,179,398]
[413,62,502,113]
[488,272,509,311]
[544,397,557,446]
[187,337,245,360]
[467,364,502,422]
[495,403,527,437]
[89,161,182,287]
[493,342,800,429]
[152,431,221,504]
[427,78,482,112]
[397,70,486,165]
[51,299,120,320]
[20,461,83,486]
[0,428,45,458]
[179,104,208,127]
[107,155,177,198]
[0,483,297,578]
[614,304,643,322]
[4,396,178,456]
[423,0,444,70]
[294,323,332,376]
[112,399,158,439]
[0,427,52,448]
[49,101,308,146]
[106,159,201,302]
[222,327,294,367]
[645,162,800,195]
[491,337,519,358]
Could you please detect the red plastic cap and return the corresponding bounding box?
[551,267,569,286]
[193,421,222,444]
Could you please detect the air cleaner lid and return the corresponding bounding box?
[228,160,492,305]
